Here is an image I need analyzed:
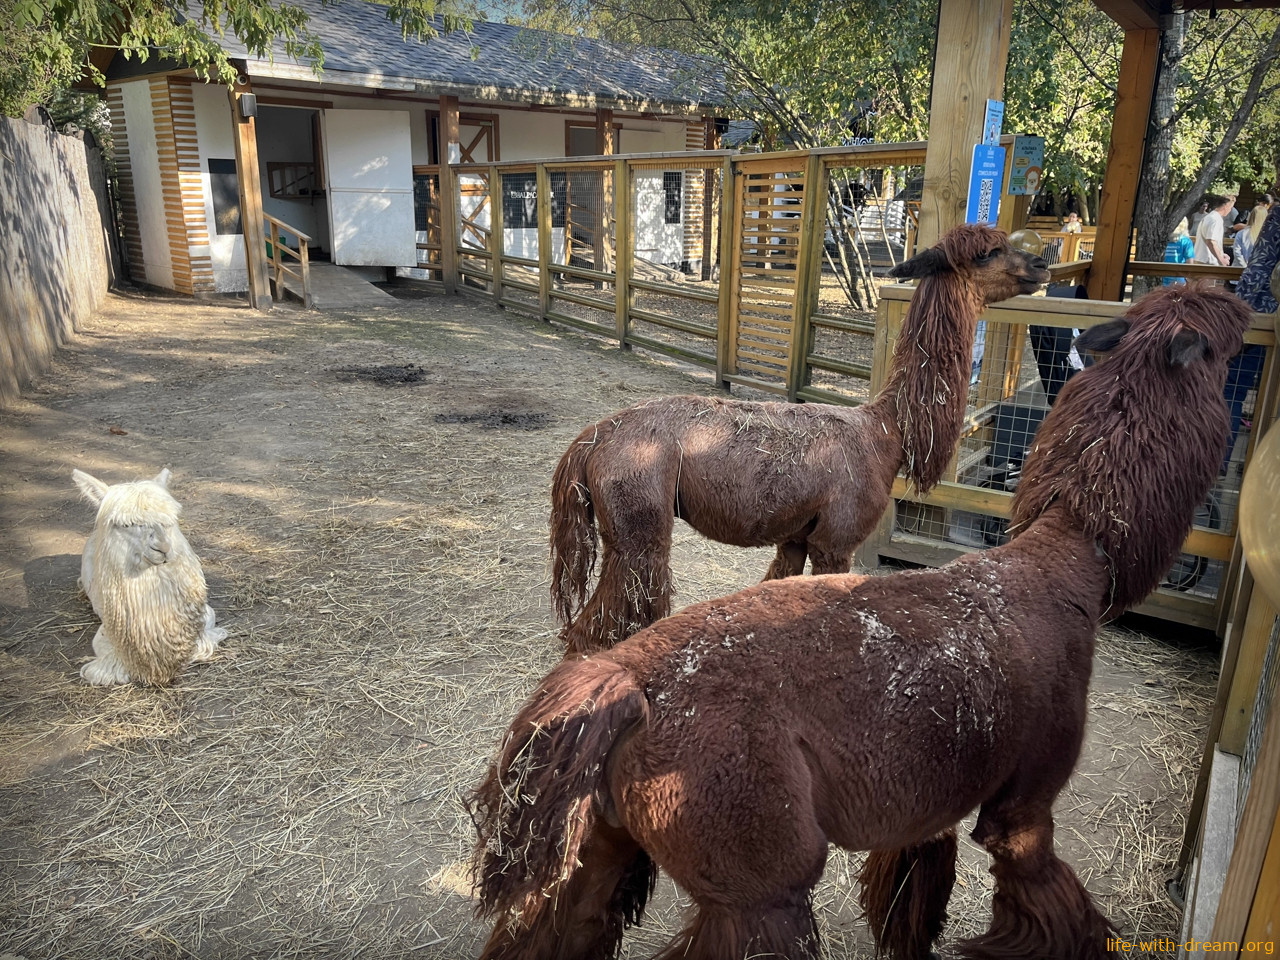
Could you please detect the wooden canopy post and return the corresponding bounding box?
[439,94,461,294]
[1087,26,1161,300]
[916,0,1015,249]
[595,107,615,273]
[229,81,271,311]
[702,117,722,281]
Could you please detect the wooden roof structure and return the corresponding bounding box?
[919,0,1278,301]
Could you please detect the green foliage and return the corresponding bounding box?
[515,0,1278,209]
[0,0,477,118]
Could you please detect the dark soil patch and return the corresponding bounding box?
[331,363,432,384]
[433,411,550,430]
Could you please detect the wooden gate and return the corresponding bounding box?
[724,154,825,398]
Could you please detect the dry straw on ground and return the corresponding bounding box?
[0,289,1215,958]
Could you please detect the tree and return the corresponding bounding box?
[1132,9,1280,291]
[0,0,477,118]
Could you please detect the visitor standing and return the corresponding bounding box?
[1194,194,1235,267]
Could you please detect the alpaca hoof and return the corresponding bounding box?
[80,657,132,686]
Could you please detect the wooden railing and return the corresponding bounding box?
[266,162,321,199]
[264,213,312,308]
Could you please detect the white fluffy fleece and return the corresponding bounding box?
[73,468,227,686]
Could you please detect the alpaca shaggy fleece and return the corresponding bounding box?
[471,284,1253,960]
[75,468,226,685]
[550,223,1050,654]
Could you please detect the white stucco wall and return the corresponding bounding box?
[177,85,702,285]
[121,80,174,290]
[191,83,247,293]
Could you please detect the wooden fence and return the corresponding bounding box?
[425,142,1277,634]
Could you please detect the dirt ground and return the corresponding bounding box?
[0,287,1215,958]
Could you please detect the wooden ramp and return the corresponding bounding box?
[281,263,398,310]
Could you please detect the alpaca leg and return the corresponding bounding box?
[480,822,656,960]
[80,627,133,686]
[957,805,1117,960]
[763,540,808,580]
[191,605,227,663]
[808,545,854,575]
[562,527,673,656]
[859,828,958,960]
[652,891,821,960]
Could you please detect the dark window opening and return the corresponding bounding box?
[208,158,241,235]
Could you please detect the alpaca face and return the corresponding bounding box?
[110,521,175,569]
[889,224,1051,304]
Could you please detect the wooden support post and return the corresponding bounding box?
[916,0,1015,249]
[536,162,552,320]
[854,292,909,568]
[439,95,461,295]
[596,108,615,276]
[490,165,504,306]
[229,82,271,311]
[614,158,632,345]
[702,118,721,281]
[1087,27,1160,301]
[1213,676,1280,946]
[787,153,826,402]
[716,155,739,387]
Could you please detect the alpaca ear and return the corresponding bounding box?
[152,468,172,489]
[1074,319,1130,355]
[888,247,948,280]
[72,469,109,505]
[1168,328,1209,368]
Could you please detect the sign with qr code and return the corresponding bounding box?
[966,144,1006,226]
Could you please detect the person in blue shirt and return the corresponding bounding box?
[1162,218,1196,285]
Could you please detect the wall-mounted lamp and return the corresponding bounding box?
[238,93,257,120]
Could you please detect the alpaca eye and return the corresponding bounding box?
[976,250,998,264]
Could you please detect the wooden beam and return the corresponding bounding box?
[917,0,1015,249]
[1092,0,1160,29]
[595,108,615,274]
[1213,676,1280,946]
[702,118,720,281]
[229,82,271,311]
[1086,27,1160,301]
[439,94,461,295]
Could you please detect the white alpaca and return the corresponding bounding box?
[73,468,227,686]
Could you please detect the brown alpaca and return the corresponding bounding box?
[471,284,1253,960]
[550,224,1049,655]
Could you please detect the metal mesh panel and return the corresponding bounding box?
[1239,614,1280,828]
[408,168,442,282]
[456,170,493,292]
[497,168,540,262]
[549,166,615,275]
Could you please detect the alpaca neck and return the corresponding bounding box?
[868,276,984,492]
[987,508,1110,623]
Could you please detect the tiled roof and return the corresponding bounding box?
[206,0,726,110]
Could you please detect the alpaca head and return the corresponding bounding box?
[1012,283,1253,613]
[73,468,184,572]
[888,224,1050,304]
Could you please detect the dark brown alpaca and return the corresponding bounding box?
[471,284,1253,960]
[550,224,1050,655]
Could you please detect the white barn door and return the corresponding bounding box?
[323,109,415,266]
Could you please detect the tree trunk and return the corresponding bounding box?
[1133,13,1186,297]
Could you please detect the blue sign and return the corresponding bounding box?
[982,99,1005,146]
[966,144,1006,226]
[1008,135,1045,196]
